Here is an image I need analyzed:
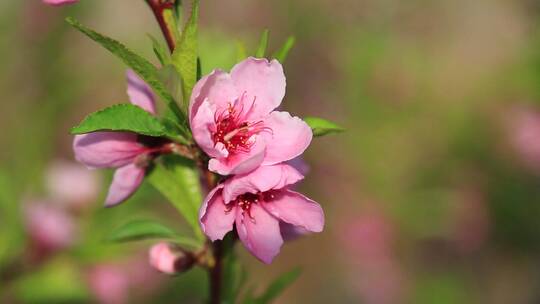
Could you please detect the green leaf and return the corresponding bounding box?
[171,0,199,107]
[255,29,269,58]
[147,155,204,240]
[247,268,302,304]
[106,219,200,248]
[222,234,247,304]
[272,36,295,63]
[148,34,170,66]
[70,104,174,137]
[66,17,185,123]
[304,116,344,137]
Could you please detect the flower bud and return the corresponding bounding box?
[149,242,194,274]
[43,0,79,6]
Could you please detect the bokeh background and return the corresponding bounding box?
[2,0,540,303]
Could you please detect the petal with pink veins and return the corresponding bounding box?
[230,57,286,119]
[199,185,236,241]
[126,70,156,114]
[236,204,283,264]
[189,70,239,126]
[208,135,266,175]
[262,189,324,233]
[104,164,145,207]
[222,164,304,203]
[73,132,144,168]
[261,111,313,165]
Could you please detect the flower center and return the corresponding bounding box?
[225,191,278,222]
[212,96,270,154]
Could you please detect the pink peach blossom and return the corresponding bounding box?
[43,0,78,6]
[24,200,77,252]
[200,164,324,263]
[73,71,157,207]
[46,160,100,209]
[508,106,540,172]
[189,57,313,175]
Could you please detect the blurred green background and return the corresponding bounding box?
[3,0,540,303]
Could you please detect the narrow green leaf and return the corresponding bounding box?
[71,104,169,137]
[222,234,247,304]
[251,268,302,304]
[106,219,200,248]
[148,34,170,65]
[304,116,344,137]
[255,29,269,58]
[171,0,199,107]
[66,17,185,123]
[147,155,204,240]
[272,36,295,63]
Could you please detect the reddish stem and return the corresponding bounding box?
[146,0,176,52]
[209,240,224,304]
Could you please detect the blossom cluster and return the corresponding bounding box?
[73,58,324,264]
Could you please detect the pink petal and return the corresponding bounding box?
[208,135,266,175]
[43,0,78,6]
[73,132,144,168]
[149,242,177,274]
[280,222,310,241]
[261,111,313,165]
[262,189,324,233]
[104,164,145,207]
[222,164,304,203]
[126,70,156,114]
[24,201,76,251]
[189,70,239,126]
[236,204,283,264]
[199,185,236,241]
[230,57,286,119]
[190,100,226,158]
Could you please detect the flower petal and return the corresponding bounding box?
[199,185,236,241]
[190,100,225,158]
[262,189,324,233]
[230,57,286,119]
[149,242,178,274]
[236,204,283,264]
[222,164,304,203]
[104,164,145,207]
[189,70,239,126]
[261,111,313,165]
[208,135,266,175]
[126,70,156,114]
[73,132,145,168]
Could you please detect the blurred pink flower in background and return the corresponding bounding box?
[87,256,164,304]
[42,0,78,6]
[507,106,540,172]
[87,264,130,304]
[200,164,324,263]
[189,57,313,175]
[24,200,77,254]
[73,70,157,207]
[338,209,406,304]
[46,160,100,210]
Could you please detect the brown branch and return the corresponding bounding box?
[146,0,177,52]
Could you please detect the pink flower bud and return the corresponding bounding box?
[42,0,78,6]
[149,242,194,274]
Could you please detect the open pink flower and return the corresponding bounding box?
[43,0,78,6]
[200,164,324,263]
[189,57,313,175]
[73,70,157,207]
